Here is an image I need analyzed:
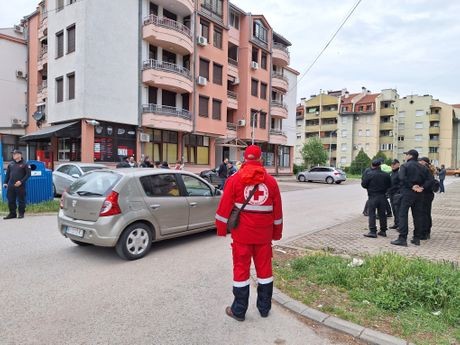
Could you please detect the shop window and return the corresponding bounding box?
[184,134,209,165]
[278,146,290,167]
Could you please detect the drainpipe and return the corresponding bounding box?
[192,8,197,134]
[138,0,143,157]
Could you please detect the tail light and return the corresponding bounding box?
[99,191,122,217]
[60,188,68,209]
[334,172,340,175]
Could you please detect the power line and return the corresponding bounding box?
[288,0,364,94]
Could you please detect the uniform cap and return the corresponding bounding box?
[391,159,400,164]
[371,159,381,166]
[12,149,22,155]
[403,149,419,158]
[244,145,262,160]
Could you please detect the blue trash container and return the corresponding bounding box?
[2,160,53,204]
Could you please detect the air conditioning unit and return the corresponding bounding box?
[353,145,359,150]
[354,116,359,121]
[16,70,26,79]
[197,36,208,46]
[197,76,207,86]
[11,118,26,127]
[14,25,24,33]
[237,119,246,126]
[232,77,240,85]
[250,61,259,70]
[139,133,150,142]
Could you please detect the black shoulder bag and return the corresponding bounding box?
[226,184,259,233]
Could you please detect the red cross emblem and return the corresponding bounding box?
[244,183,269,205]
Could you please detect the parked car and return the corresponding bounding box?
[445,168,460,177]
[53,163,107,196]
[58,169,222,260]
[199,167,223,186]
[297,166,346,184]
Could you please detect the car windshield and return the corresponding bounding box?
[69,171,121,196]
[81,166,105,173]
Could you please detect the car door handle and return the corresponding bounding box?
[150,204,160,210]
[189,202,198,207]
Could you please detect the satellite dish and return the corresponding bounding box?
[33,111,45,121]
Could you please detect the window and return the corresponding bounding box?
[398,111,405,118]
[260,112,267,129]
[398,136,404,142]
[415,134,422,141]
[366,129,370,137]
[250,109,258,127]
[56,77,63,103]
[140,174,180,197]
[212,99,221,120]
[260,83,267,100]
[184,134,209,164]
[56,31,64,58]
[341,116,348,124]
[251,47,258,63]
[199,96,209,117]
[251,79,258,97]
[200,19,209,40]
[253,20,268,43]
[340,157,347,164]
[415,147,423,154]
[341,129,347,138]
[67,24,75,53]
[229,10,239,29]
[56,0,64,11]
[67,73,75,100]
[182,175,212,196]
[429,147,438,153]
[416,110,425,116]
[69,0,77,4]
[261,52,267,69]
[415,122,423,129]
[212,63,223,85]
[201,0,223,19]
[278,146,290,167]
[213,27,222,49]
[199,58,209,79]
[358,129,362,137]
[366,105,372,111]
[359,105,364,111]
[341,143,347,152]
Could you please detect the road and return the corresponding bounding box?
[0,180,369,345]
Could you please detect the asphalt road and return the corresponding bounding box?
[0,180,368,345]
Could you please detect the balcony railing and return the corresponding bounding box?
[271,100,288,110]
[227,122,237,130]
[142,104,191,120]
[142,59,192,80]
[270,129,286,136]
[200,3,224,22]
[227,90,237,99]
[38,80,47,93]
[228,58,238,66]
[272,73,288,82]
[143,14,192,38]
[39,46,48,58]
[273,42,290,55]
[251,36,268,50]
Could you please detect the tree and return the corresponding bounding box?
[372,151,392,166]
[301,138,328,167]
[349,149,371,175]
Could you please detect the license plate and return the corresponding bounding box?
[66,226,85,238]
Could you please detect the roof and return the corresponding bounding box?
[20,121,79,141]
[273,32,292,46]
[339,93,360,105]
[452,104,460,108]
[356,93,379,104]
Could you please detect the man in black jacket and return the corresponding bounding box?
[361,160,391,238]
[391,149,426,246]
[388,159,401,229]
[3,149,31,219]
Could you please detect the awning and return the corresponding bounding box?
[215,137,248,148]
[20,121,80,141]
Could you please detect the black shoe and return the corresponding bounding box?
[391,238,407,246]
[225,306,245,322]
[18,214,24,219]
[410,238,420,246]
[3,214,17,220]
[364,232,377,238]
[386,214,393,218]
[389,225,399,229]
[377,231,387,237]
[260,311,269,318]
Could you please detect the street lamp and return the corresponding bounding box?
[329,129,337,167]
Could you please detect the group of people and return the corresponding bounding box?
[116,156,183,170]
[217,158,241,189]
[361,149,446,246]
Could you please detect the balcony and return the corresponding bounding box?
[428,152,439,161]
[142,104,192,132]
[429,126,440,135]
[38,17,47,39]
[320,137,337,145]
[37,80,47,100]
[320,110,338,119]
[271,100,288,119]
[269,129,287,145]
[272,43,290,66]
[429,140,440,147]
[228,58,239,78]
[227,90,238,110]
[142,59,193,94]
[380,136,394,144]
[320,123,337,132]
[429,113,440,121]
[271,73,288,93]
[143,14,193,55]
[37,46,48,71]
[380,108,394,116]
[380,122,393,131]
[227,122,237,131]
[305,125,320,133]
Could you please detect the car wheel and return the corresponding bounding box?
[70,239,91,246]
[116,222,152,260]
[326,176,334,184]
[455,173,459,177]
[298,175,306,182]
[335,181,342,184]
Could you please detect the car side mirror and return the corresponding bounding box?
[71,174,80,178]
[214,188,222,196]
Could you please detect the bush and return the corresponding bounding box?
[293,164,305,175]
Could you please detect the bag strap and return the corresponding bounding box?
[239,184,259,212]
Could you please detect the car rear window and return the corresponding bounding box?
[68,171,121,196]
[81,166,105,173]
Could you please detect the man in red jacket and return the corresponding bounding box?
[215,145,283,321]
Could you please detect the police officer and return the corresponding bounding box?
[361,159,391,238]
[3,149,31,219]
[391,149,426,246]
[418,157,436,240]
[388,159,401,230]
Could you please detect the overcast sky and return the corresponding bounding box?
[1,0,459,104]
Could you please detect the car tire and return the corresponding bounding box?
[298,175,306,182]
[70,239,91,246]
[115,222,153,260]
[335,181,342,184]
[326,176,334,184]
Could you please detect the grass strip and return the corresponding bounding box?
[0,200,60,213]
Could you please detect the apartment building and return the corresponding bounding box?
[0,25,27,160]
[20,0,297,174]
[294,103,305,165]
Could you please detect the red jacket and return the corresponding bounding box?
[215,161,283,243]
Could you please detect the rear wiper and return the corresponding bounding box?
[76,191,103,196]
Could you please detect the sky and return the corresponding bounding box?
[1,0,459,104]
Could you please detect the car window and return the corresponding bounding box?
[81,166,105,173]
[57,165,70,174]
[140,174,180,197]
[310,168,320,172]
[67,165,81,177]
[321,168,332,172]
[69,171,121,196]
[182,175,212,196]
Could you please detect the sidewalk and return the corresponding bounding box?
[284,180,460,264]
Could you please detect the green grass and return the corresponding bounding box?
[0,200,60,213]
[274,252,460,345]
[345,173,362,179]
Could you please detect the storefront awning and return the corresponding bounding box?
[20,121,80,141]
[215,137,248,148]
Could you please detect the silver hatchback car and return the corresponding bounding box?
[297,166,346,184]
[58,169,222,260]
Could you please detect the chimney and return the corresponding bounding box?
[341,88,347,96]
[344,91,349,99]
[361,86,367,93]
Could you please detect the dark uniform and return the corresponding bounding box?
[4,155,31,218]
[116,157,131,168]
[419,159,435,240]
[361,161,391,237]
[388,164,401,229]
[391,150,426,246]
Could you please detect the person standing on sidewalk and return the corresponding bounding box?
[361,160,391,238]
[217,158,229,190]
[388,159,401,230]
[437,164,446,193]
[215,145,283,322]
[391,149,426,247]
[3,149,31,219]
[418,157,436,240]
